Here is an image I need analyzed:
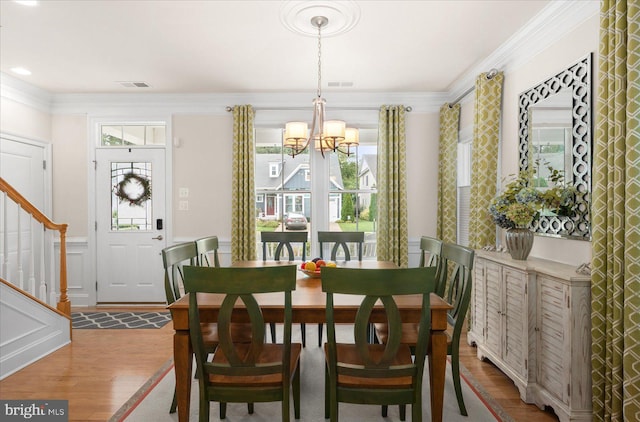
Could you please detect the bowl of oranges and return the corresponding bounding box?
[299,258,336,278]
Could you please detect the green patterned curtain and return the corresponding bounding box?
[377,105,408,267]
[231,105,256,262]
[468,71,504,249]
[591,1,640,420]
[437,103,460,244]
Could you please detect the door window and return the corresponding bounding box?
[110,162,153,231]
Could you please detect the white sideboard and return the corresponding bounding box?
[468,250,592,422]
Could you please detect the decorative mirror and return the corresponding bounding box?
[518,53,592,240]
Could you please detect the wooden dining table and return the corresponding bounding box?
[168,260,452,422]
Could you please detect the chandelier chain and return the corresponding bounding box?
[317,21,322,99]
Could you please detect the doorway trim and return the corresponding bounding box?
[87,115,173,306]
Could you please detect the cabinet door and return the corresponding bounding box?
[484,261,502,354]
[470,258,486,341]
[502,268,528,377]
[537,276,568,403]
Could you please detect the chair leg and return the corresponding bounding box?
[451,355,468,416]
[318,323,323,347]
[270,323,276,343]
[324,363,330,419]
[381,405,388,417]
[220,402,226,419]
[293,360,301,419]
[169,387,177,413]
[399,404,406,421]
[200,397,209,422]
[300,323,306,347]
[248,403,254,414]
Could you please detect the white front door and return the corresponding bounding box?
[95,148,166,302]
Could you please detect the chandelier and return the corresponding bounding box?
[284,16,359,158]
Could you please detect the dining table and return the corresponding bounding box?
[168,260,452,422]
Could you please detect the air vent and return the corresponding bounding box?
[117,81,151,88]
[327,81,354,88]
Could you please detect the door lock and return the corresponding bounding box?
[152,235,164,240]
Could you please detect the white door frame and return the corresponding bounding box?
[0,132,52,216]
[87,115,173,306]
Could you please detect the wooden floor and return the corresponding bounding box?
[0,306,560,422]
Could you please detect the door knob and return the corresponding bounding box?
[152,235,164,240]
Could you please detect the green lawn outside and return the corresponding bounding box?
[256,220,375,232]
[337,221,375,232]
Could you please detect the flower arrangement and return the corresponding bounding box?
[489,161,577,229]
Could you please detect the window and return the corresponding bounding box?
[269,162,281,178]
[457,140,471,246]
[254,126,378,260]
[101,124,166,146]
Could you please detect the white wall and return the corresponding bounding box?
[0,98,51,142]
[51,114,88,237]
[172,114,234,239]
[406,112,440,238]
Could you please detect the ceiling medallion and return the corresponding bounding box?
[280,0,360,37]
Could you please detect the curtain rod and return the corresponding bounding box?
[449,68,499,107]
[225,106,412,112]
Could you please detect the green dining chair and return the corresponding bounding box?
[318,231,364,262]
[163,241,252,414]
[322,266,437,422]
[195,235,221,268]
[261,231,308,345]
[316,231,365,347]
[183,265,302,422]
[418,236,446,296]
[162,242,212,414]
[374,243,474,416]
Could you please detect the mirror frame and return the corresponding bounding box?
[518,53,592,240]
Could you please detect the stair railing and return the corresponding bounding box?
[0,177,70,316]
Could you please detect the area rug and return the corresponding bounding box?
[110,326,515,422]
[71,311,171,329]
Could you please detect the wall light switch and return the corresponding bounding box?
[179,188,189,198]
[179,200,189,211]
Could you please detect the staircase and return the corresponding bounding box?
[0,177,71,380]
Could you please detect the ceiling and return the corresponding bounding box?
[0,0,552,96]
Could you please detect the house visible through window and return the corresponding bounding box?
[254,126,378,260]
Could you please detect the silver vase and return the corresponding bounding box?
[505,228,534,260]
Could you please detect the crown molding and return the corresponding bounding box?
[48,91,447,115]
[447,0,599,104]
[0,73,53,113]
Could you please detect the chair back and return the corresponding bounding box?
[195,235,221,267]
[322,266,436,387]
[162,242,198,304]
[261,231,307,262]
[183,265,297,394]
[441,243,474,340]
[317,231,364,261]
[419,236,446,296]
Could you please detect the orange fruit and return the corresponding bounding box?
[305,261,316,271]
[316,260,326,267]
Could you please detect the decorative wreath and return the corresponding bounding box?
[114,172,152,207]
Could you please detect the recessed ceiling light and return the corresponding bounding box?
[11,67,32,76]
[14,1,38,6]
